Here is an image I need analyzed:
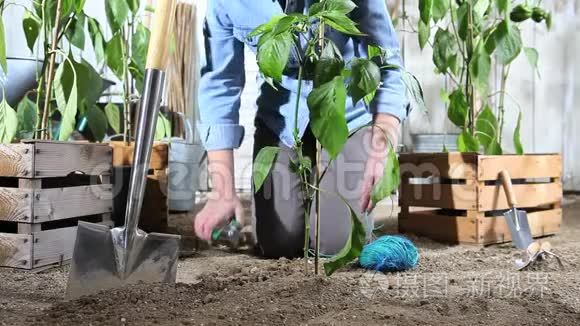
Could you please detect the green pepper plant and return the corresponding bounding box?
[250,0,422,275]
[416,0,551,154]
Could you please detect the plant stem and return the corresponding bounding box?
[122,23,132,145]
[313,21,325,276]
[498,65,509,144]
[40,0,63,140]
[466,1,476,136]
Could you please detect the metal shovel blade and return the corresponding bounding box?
[504,208,533,249]
[66,222,180,299]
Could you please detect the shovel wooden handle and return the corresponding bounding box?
[146,0,177,70]
[500,170,517,208]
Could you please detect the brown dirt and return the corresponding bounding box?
[1,198,580,325]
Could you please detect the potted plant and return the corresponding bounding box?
[398,0,562,245]
[0,0,114,270]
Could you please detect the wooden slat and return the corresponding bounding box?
[400,182,478,210]
[399,152,477,180]
[0,188,33,222]
[398,208,561,245]
[478,208,562,244]
[478,182,562,211]
[31,142,112,178]
[109,141,168,170]
[399,211,479,243]
[33,185,113,223]
[0,185,113,223]
[0,233,32,268]
[0,144,34,177]
[31,226,77,268]
[477,154,561,180]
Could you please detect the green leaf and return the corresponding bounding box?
[105,32,125,79]
[494,21,522,65]
[327,0,357,13]
[403,72,427,113]
[155,113,170,140]
[486,140,503,155]
[75,0,87,13]
[22,10,41,52]
[0,16,7,74]
[475,105,498,148]
[0,96,18,144]
[320,11,365,36]
[371,145,400,205]
[349,58,381,106]
[432,0,449,22]
[419,0,433,24]
[447,89,468,127]
[132,23,150,74]
[256,31,293,82]
[61,57,104,111]
[432,28,457,73]
[248,15,284,38]
[367,44,384,61]
[323,201,365,276]
[457,130,480,152]
[272,15,299,35]
[514,111,524,155]
[474,0,490,19]
[105,0,130,33]
[496,0,509,13]
[104,102,121,134]
[308,76,349,159]
[418,19,430,50]
[469,42,491,94]
[252,146,280,193]
[475,105,502,155]
[16,96,38,139]
[127,0,140,15]
[129,59,145,92]
[524,47,539,76]
[88,17,105,65]
[314,42,344,87]
[65,13,86,50]
[54,59,78,141]
[86,106,108,141]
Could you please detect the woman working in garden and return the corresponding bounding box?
[194,0,409,258]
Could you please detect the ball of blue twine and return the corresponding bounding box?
[359,235,419,272]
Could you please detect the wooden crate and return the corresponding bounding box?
[0,141,113,269]
[398,153,562,245]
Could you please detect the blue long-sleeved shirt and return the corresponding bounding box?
[198,0,408,151]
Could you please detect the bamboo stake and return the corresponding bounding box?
[40,0,63,140]
[314,22,325,276]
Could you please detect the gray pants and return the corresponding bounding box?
[253,120,370,258]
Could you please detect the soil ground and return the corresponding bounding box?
[1,197,579,325]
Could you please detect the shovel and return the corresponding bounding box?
[500,170,533,249]
[66,0,180,299]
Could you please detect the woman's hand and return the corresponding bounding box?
[359,113,400,212]
[193,149,244,241]
[194,193,244,241]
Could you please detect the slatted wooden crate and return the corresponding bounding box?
[0,141,113,269]
[398,153,562,245]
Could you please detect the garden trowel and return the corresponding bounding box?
[66,0,180,299]
[500,170,533,249]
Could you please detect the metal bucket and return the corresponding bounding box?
[411,133,459,153]
[167,113,205,211]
